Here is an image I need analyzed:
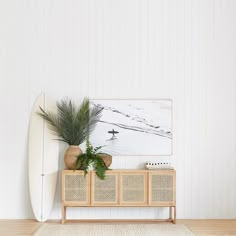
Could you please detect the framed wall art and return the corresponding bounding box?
[90,99,172,156]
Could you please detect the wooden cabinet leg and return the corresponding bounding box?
[62,205,66,224]
[169,207,172,220]
[173,206,176,224]
[61,205,64,224]
[64,206,67,222]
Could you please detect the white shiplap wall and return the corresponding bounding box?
[0,0,236,219]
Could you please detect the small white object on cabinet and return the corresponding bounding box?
[145,161,174,170]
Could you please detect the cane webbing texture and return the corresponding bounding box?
[151,175,173,202]
[93,175,117,203]
[122,175,145,202]
[65,175,87,201]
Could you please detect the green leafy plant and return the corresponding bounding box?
[37,97,103,145]
[73,139,109,180]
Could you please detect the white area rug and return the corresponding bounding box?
[34,223,195,236]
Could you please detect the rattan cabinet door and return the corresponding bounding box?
[91,171,119,205]
[62,171,90,206]
[149,170,176,206]
[120,171,147,205]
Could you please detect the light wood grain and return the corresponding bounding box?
[148,170,176,207]
[0,220,41,236]
[178,220,236,235]
[120,171,147,206]
[1,220,236,235]
[91,171,120,206]
[62,170,176,223]
[62,171,91,224]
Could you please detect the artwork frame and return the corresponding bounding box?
[90,99,173,156]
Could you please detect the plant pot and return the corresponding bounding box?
[99,154,112,167]
[64,145,83,170]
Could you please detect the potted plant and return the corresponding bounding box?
[38,97,103,169]
[73,139,109,180]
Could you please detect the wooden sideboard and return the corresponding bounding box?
[61,169,176,223]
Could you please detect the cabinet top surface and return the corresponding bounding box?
[62,169,175,173]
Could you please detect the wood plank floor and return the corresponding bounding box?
[178,220,236,235]
[0,219,236,236]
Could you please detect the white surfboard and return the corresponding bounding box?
[28,93,59,222]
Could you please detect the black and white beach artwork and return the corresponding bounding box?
[90,100,172,156]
